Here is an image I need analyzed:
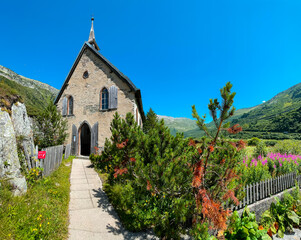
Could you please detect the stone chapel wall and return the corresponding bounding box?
[57,48,138,149]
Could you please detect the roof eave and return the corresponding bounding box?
[54,43,88,104]
[54,42,145,120]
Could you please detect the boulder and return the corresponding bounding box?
[11,102,36,169]
[11,102,33,140]
[0,109,27,195]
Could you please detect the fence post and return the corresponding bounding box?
[243,186,246,208]
[252,183,256,204]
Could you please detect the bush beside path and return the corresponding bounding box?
[68,158,158,240]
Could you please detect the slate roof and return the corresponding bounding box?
[54,42,145,121]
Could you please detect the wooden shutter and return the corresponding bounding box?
[109,86,118,109]
[71,124,78,155]
[91,122,98,154]
[69,96,73,115]
[62,97,67,116]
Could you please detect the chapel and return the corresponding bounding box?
[54,18,144,156]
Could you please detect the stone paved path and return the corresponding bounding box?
[68,158,158,240]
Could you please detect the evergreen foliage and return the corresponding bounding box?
[91,82,245,239]
[34,99,67,149]
[92,112,196,238]
[190,82,245,236]
[143,108,158,134]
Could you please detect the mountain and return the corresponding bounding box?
[234,83,301,137]
[157,115,198,135]
[0,65,59,116]
[161,83,301,140]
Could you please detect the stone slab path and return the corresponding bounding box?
[68,158,158,240]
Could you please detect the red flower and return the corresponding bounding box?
[146,180,152,191]
[116,140,128,149]
[113,168,128,178]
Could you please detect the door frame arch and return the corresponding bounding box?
[78,121,92,156]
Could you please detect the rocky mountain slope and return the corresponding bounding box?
[0,65,58,116]
[157,115,197,134]
[0,65,58,95]
[162,83,301,140]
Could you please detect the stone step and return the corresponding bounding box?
[75,156,90,160]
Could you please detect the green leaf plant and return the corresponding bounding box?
[260,193,300,238]
[225,207,271,240]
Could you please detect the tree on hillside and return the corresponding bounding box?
[34,99,67,149]
[143,108,158,133]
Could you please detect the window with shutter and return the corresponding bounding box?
[109,86,118,109]
[62,97,67,116]
[136,108,139,123]
[68,96,74,115]
[100,88,109,110]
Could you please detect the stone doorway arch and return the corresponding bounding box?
[79,122,91,156]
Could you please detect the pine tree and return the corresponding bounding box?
[34,99,67,149]
[143,108,158,133]
[190,82,245,234]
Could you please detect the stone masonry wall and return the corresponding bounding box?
[57,48,139,149]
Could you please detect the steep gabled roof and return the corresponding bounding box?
[54,42,145,121]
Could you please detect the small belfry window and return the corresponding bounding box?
[83,71,89,79]
[101,88,108,110]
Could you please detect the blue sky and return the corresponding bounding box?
[1,0,301,119]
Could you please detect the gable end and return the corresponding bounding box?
[54,42,145,121]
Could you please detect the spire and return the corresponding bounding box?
[88,17,100,51]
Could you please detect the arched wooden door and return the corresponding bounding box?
[79,123,91,156]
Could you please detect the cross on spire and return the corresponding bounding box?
[88,17,100,51]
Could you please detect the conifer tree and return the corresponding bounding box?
[143,108,158,133]
[34,99,67,149]
[190,82,245,235]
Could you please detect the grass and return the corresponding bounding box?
[94,168,109,184]
[0,76,56,116]
[0,155,74,240]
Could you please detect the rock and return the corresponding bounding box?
[0,109,27,195]
[11,102,33,139]
[11,102,36,169]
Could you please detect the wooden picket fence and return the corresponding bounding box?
[64,144,71,159]
[40,145,64,176]
[232,172,301,210]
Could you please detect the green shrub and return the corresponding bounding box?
[273,140,301,155]
[253,141,268,158]
[238,160,271,185]
[264,140,278,147]
[248,137,261,146]
[94,83,245,239]
[225,208,271,240]
[93,112,196,239]
[261,195,300,238]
